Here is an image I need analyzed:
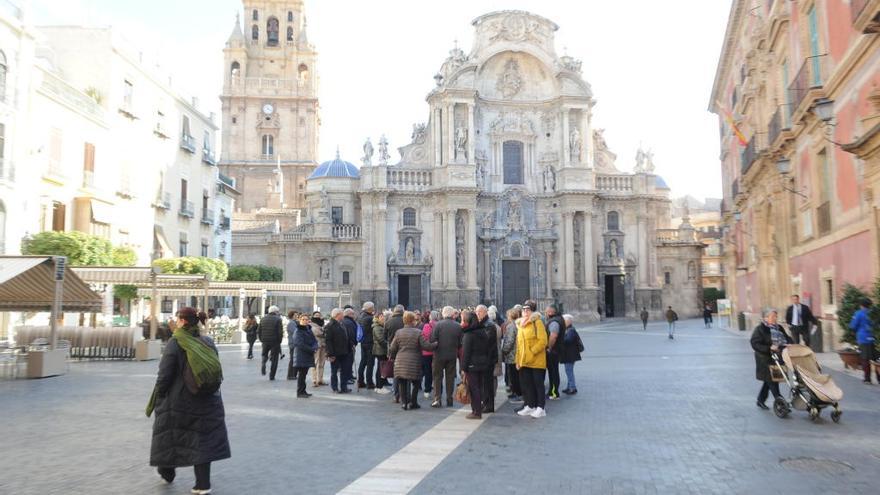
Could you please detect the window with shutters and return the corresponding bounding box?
[83,143,95,188]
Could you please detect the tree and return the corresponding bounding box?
[153,257,229,282]
[111,246,138,267]
[227,264,284,313]
[227,265,261,282]
[837,283,870,346]
[21,231,113,265]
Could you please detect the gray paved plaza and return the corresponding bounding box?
[2,318,879,494]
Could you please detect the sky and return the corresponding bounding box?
[30,0,730,200]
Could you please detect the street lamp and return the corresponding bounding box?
[812,98,835,123]
[733,211,742,222]
[775,157,791,175]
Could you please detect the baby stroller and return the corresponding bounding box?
[770,344,843,422]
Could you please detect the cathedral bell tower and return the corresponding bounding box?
[220,0,319,218]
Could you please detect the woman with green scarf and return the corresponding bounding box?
[147,307,230,495]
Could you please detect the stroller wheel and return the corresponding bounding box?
[831,408,842,423]
[773,397,789,418]
[809,407,820,421]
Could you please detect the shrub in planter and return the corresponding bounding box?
[836,283,870,347]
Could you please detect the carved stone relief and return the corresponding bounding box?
[497,59,524,99]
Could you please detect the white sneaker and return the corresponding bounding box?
[375,388,391,395]
[530,407,546,418]
[516,406,534,416]
[423,392,431,399]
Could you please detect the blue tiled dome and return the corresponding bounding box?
[308,154,359,179]
[654,175,669,190]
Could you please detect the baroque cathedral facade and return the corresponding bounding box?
[229,7,703,319]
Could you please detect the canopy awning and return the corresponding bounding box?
[72,267,207,288]
[154,225,174,259]
[0,256,103,312]
[90,199,115,225]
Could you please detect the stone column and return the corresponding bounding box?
[582,107,594,169]
[467,210,478,289]
[376,209,388,288]
[445,209,456,289]
[637,215,649,287]
[483,247,491,300]
[583,211,597,288]
[562,211,575,288]
[447,104,455,165]
[545,248,554,297]
[467,103,475,165]
[562,108,571,168]
[434,107,442,167]
[433,211,443,286]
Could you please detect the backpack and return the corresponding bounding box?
[181,338,222,397]
[356,323,364,343]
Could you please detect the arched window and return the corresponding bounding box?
[262,135,274,156]
[230,61,240,77]
[0,51,7,103]
[287,26,294,42]
[287,11,294,22]
[502,140,524,184]
[267,17,279,46]
[252,9,258,21]
[403,208,416,227]
[252,25,259,41]
[607,211,620,231]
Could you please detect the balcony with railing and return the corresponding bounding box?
[332,224,361,240]
[768,106,791,148]
[852,0,880,33]
[179,200,195,218]
[741,136,760,175]
[219,215,231,230]
[153,191,171,210]
[153,122,171,139]
[387,169,432,191]
[202,149,217,166]
[228,76,313,97]
[596,174,634,192]
[201,208,214,225]
[180,134,196,153]
[788,55,827,117]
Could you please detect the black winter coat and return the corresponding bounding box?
[461,324,491,373]
[150,336,230,467]
[478,316,499,367]
[559,326,583,364]
[357,311,374,347]
[750,322,791,382]
[431,318,463,361]
[324,319,350,357]
[385,312,405,343]
[258,313,283,344]
[291,323,318,369]
[343,317,359,351]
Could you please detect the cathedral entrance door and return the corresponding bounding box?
[397,275,422,310]
[502,260,530,311]
[604,275,626,317]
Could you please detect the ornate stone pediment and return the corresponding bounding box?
[486,13,552,44]
[489,111,535,136]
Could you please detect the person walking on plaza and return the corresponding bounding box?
[545,304,565,400]
[516,300,548,418]
[474,305,500,413]
[290,313,319,397]
[148,308,229,495]
[665,306,678,340]
[357,302,376,390]
[342,308,359,386]
[750,309,791,410]
[372,312,391,393]
[259,306,283,380]
[244,314,258,359]
[640,307,649,331]
[389,311,437,410]
[309,312,327,387]
[501,308,522,402]
[560,314,583,395]
[850,298,880,384]
[324,309,352,393]
[420,311,439,399]
[461,310,491,420]
[785,295,818,347]
[430,306,463,407]
[703,302,713,328]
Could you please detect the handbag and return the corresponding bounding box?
[769,364,786,383]
[380,358,395,379]
[454,375,470,405]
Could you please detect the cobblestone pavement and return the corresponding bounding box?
[1,318,879,494]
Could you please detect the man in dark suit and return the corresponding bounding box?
[785,295,818,347]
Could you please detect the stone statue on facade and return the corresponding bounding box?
[497,59,523,99]
[405,238,415,265]
[362,137,374,167]
[319,186,330,213]
[388,249,397,264]
[635,148,646,173]
[412,123,427,144]
[570,127,582,162]
[475,159,485,189]
[481,211,494,230]
[454,126,468,162]
[456,213,465,241]
[423,251,433,266]
[456,245,465,273]
[644,149,655,173]
[378,134,390,165]
[319,259,330,280]
[507,200,523,232]
[609,239,619,258]
[543,165,557,192]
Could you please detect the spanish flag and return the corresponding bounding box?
[716,100,748,147]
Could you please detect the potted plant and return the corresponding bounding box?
[836,284,869,369]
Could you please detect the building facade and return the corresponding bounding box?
[219,0,319,233]
[710,0,880,345]
[233,11,703,318]
[672,197,725,293]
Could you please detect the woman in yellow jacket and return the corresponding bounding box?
[515,300,548,418]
